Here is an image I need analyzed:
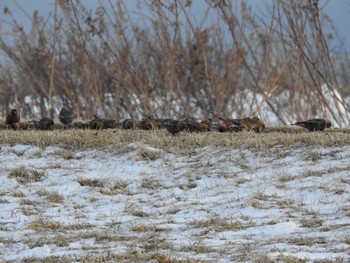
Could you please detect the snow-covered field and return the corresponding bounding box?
[1,141,350,262]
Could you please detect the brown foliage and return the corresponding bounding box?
[0,1,349,126]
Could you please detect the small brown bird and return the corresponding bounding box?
[219,116,265,133]
[218,117,236,132]
[5,109,20,126]
[38,117,54,130]
[71,121,89,129]
[11,122,28,130]
[88,118,103,130]
[200,118,213,131]
[292,118,331,132]
[122,119,137,130]
[163,119,186,135]
[93,115,118,129]
[218,122,228,132]
[249,117,266,132]
[239,123,251,132]
[184,118,210,132]
[138,115,159,130]
[58,107,74,127]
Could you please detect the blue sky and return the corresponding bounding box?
[0,0,349,47]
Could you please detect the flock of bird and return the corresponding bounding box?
[3,107,333,134]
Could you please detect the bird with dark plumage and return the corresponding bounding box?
[249,117,266,133]
[200,118,213,132]
[11,122,28,130]
[138,115,159,130]
[5,109,20,126]
[122,119,137,130]
[219,116,265,132]
[59,107,74,127]
[184,118,210,132]
[88,118,103,130]
[291,118,331,132]
[71,121,89,130]
[218,117,234,132]
[39,117,54,130]
[163,119,186,135]
[93,115,119,129]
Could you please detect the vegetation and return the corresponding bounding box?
[0,0,349,126]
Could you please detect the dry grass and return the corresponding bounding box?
[28,218,61,232]
[1,129,350,154]
[2,128,350,262]
[77,177,107,188]
[9,166,46,184]
[37,189,64,203]
[192,217,248,231]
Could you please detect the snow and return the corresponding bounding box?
[0,143,350,261]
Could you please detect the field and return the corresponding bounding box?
[1,129,350,262]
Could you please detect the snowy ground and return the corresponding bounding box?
[0,142,350,262]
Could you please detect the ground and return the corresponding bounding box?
[0,129,350,262]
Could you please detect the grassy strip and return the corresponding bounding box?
[0,128,350,153]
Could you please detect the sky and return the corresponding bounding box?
[0,0,349,47]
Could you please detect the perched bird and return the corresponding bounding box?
[291,118,331,132]
[5,109,20,126]
[71,121,89,130]
[11,122,28,130]
[38,117,54,130]
[93,115,119,129]
[184,118,210,132]
[218,117,235,132]
[138,115,159,130]
[249,117,266,133]
[218,122,228,132]
[122,119,137,130]
[58,107,74,127]
[218,116,265,133]
[88,118,103,130]
[163,119,186,135]
[200,118,213,132]
[239,123,251,132]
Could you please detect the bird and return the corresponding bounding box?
[122,119,137,130]
[218,122,228,132]
[11,122,28,130]
[291,118,331,132]
[163,119,186,135]
[71,121,89,129]
[218,116,265,133]
[249,117,266,132]
[200,118,213,131]
[218,117,235,132]
[58,107,74,127]
[239,123,251,132]
[88,118,103,130]
[92,115,118,129]
[184,118,210,132]
[38,117,54,130]
[138,115,159,130]
[5,109,20,126]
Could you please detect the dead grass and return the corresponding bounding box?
[77,177,107,188]
[300,218,324,228]
[288,236,326,246]
[9,166,46,184]
[28,218,61,232]
[37,189,64,203]
[1,129,350,154]
[192,217,248,231]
